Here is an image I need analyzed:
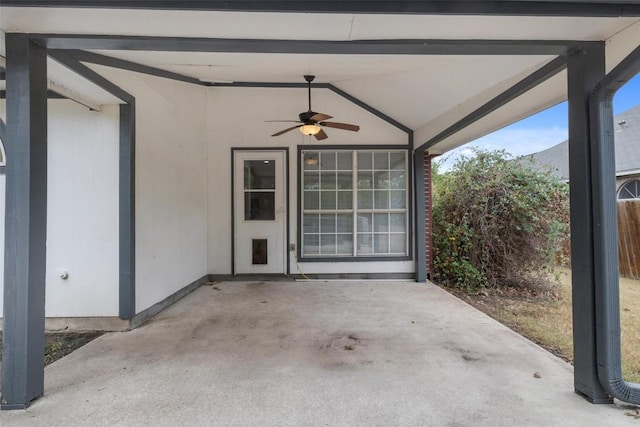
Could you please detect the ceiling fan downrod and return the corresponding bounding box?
[304,75,315,112]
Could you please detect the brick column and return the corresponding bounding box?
[423,152,434,277]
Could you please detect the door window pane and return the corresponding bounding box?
[244,160,275,189]
[245,192,275,220]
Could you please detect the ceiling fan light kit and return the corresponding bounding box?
[300,124,322,136]
[268,75,360,141]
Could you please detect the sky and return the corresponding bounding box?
[437,72,640,170]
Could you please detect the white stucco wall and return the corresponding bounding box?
[1,78,413,321]
[89,65,209,314]
[205,87,413,275]
[0,100,120,317]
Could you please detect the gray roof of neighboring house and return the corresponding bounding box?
[526,104,640,180]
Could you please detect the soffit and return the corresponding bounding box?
[1,7,639,152]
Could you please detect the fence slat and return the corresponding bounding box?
[618,200,640,279]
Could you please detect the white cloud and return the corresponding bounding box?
[437,126,567,171]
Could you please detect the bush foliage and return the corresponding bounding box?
[432,150,569,290]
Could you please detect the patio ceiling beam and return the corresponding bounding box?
[212,82,412,134]
[65,50,206,87]
[0,89,66,99]
[32,35,594,56]
[415,55,568,153]
[2,1,640,17]
[48,51,134,104]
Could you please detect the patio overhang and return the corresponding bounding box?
[1,0,639,410]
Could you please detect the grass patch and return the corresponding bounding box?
[449,268,640,383]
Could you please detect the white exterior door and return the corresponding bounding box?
[233,150,287,274]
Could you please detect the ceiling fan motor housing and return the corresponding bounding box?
[299,111,318,123]
[268,75,360,140]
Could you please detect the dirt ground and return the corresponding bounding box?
[448,284,570,360]
[0,331,103,371]
[445,269,640,383]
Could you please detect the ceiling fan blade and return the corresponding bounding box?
[319,122,360,132]
[272,125,302,137]
[309,112,333,122]
[314,129,328,141]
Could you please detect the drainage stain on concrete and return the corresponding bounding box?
[314,332,377,370]
[319,333,364,352]
[443,342,484,363]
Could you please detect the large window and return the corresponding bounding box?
[301,149,408,258]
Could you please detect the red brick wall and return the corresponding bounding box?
[423,152,434,277]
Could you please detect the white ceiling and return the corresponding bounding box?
[1,7,639,153]
[86,51,554,129]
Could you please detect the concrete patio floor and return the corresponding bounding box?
[1,280,636,426]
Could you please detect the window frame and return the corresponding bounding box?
[296,145,413,262]
[617,178,640,201]
[0,137,5,168]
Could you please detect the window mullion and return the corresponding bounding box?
[352,151,358,257]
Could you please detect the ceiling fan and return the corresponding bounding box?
[267,75,360,140]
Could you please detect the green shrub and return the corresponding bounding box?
[432,149,569,290]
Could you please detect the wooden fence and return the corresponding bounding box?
[558,200,639,279]
[618,200,640,279]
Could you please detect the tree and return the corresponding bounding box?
[432,149,569,290]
